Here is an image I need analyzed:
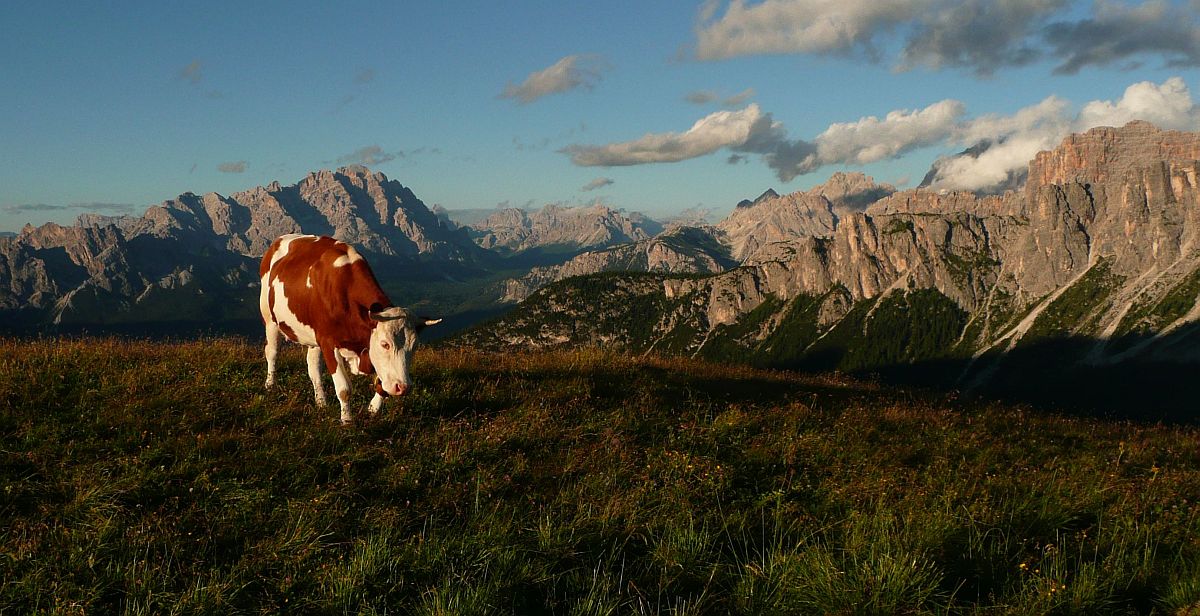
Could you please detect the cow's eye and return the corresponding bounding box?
[380,341,391,350]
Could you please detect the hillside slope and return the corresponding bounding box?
[2,338,1199,613]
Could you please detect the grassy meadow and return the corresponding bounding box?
[2,337,1199,614]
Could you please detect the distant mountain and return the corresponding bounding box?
[0,167,482,329]
[493,172,898,302]
[457,121,1200,414]
[467,203,663,256]
[501,226,736,302]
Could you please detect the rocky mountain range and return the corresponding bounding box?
[0,166,482,328]
[465,203,663,256]
[459,121,1200,415]
[0,165,687,331]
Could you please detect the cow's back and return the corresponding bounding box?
[259,234,390,349]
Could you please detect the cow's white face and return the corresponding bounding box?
[368,308,441,397]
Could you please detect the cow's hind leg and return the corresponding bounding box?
[332,355,354,425]
[306,347,328,407]
[264,321,281,388]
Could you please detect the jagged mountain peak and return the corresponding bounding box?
[717,173,896,261]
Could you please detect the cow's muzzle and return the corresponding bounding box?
[374,377,410,398]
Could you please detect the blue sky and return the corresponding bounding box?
[2,1,1199,231]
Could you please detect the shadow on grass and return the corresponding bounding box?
[785,322,1200,424]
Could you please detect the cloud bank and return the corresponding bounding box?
[500,55,608,104]
[564,76,1199,192]
[930,76,1200,191]
[693,0,1200,76]
[564,99,965,182]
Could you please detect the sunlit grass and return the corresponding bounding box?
[1,338,1198,613]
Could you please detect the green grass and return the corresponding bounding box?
[3,339,1200,614]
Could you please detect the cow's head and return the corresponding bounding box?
[367,305,441,396]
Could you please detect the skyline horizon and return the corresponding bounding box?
[4,1,1199,232]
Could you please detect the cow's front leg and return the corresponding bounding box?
[306,347,328,407]
[368,392,385,416]
[332,355,354,425]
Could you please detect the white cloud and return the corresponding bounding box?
[563,104,780,166]
[565,76,1198,192]
[694,0,929,61]
[929,76,1200,192]
[1077,76,1199,130]
[500,55,608,104]
[217,161,247,173]
[814,99,965,165]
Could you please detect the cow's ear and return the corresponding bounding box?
[417,317,442,331]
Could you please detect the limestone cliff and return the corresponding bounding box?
[461,122,1200,380]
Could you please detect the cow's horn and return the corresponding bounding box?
[422,317,443,327]
[369,306,406,322]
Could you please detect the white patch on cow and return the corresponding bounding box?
[306,272,313,288]
[259,236,305,326]
[270,277,319,346]
[270,234,305,267]
[337,347,365,375]
[333,246,363,268]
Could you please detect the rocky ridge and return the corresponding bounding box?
[463,122,1200,380]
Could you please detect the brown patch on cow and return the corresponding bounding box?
[260,235,391,376]
[278,321,297,342]
[373,377,391,398]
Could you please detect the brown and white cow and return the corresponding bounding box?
[259,234,440,423]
